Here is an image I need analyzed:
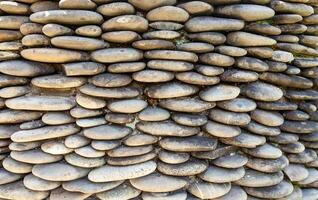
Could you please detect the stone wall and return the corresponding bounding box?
[0,0,318,199]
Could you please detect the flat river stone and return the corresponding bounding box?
[32,163,89,181]
[185,16,244,32]
[130,172,187,193]
[0,60,54,77]
[62,178,122,194]
[11,149,62,164]
[242,82,283,101]
[157,159,207,176]
[0,181,48,200]
[11,124,79,142]
[199,165,245,183]
[188,181,231,199]
[88,160,157,182]
[102,15,148,32]
[136,121,199,137]
[216,4,275,21]
[159,136,217,152]
[83,124,132,140]
[244,180,294,199]
[235,169,284,187]
[91,48,143,63]
[227,31,276,46]
[199,84,240,102]
[21,48,89,63]
[30,10,103,25]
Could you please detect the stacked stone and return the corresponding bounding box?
[0,0,318,199]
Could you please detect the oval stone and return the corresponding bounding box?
[235,169,284,187]
[159,98,215,113]
[244,180,293,199]
[107,99,147,114]
[23,174,60,191]
[0,181,48,200]
[32,75,86,89]
[11,149,62,164]
[62,178,122,194]
[11,124,79,142]
[83,125,132,140]
[199,84,240,102]
[51,36,108,51]
[136,121,199,137]
[133,70,174,83]
[158,159,207,176]
[102,15,148,32]
[6,96,75,111]
[91,48,143,63]
[130,172,187,192]
[216,4,275,21]
[0,60,54,77]
[188,181,231,199]
[147,6,189,22]
[96,183,141,200]
[88,160,157,182]
[217,98,256,112]
[30,10,103,25]
[185,16,244,32]
[32,163,89,181]
[242,82,283,101]
[227,31,276,46]
[204,120,241,138]
[145,82,198,99]
[199,165,245,183]
[21,48,89,63]
[251,109,284,127]
[159,136,217,152]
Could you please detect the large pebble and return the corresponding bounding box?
[242,82,283,101]
[185,17,244,32]
[108,99,147,113]
[0,181,48,200]
[51,36,108,51]
[32,75,86,89]
[11,149,62,164]
[217,4,274,21]
[89,160,157,182]
[130,172,187,193]
[136,121,199,137]
[244,180,293,199]
[6,96,75,111]
[91,48,143,63]
[83,125,132,140]
[62,62,105,76]
[0,60,54,77]
[159,136,217,152]
[97,2,135,17]
[145,82,198,99]
[11,124,79,142]
[227,31,276,46]
[102,15,148,32]
[21,48,89,63]
[62,178,122,194]
[129,0,176,10]
[204,120,241,138]
[188,181,231,199]
[30,10,103,25]
[147,6,189,22]
[199,84,240,102]
[96,183,141,200]
[32,163,89,181]
[158,159,207,176]
[159,98,214,113]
